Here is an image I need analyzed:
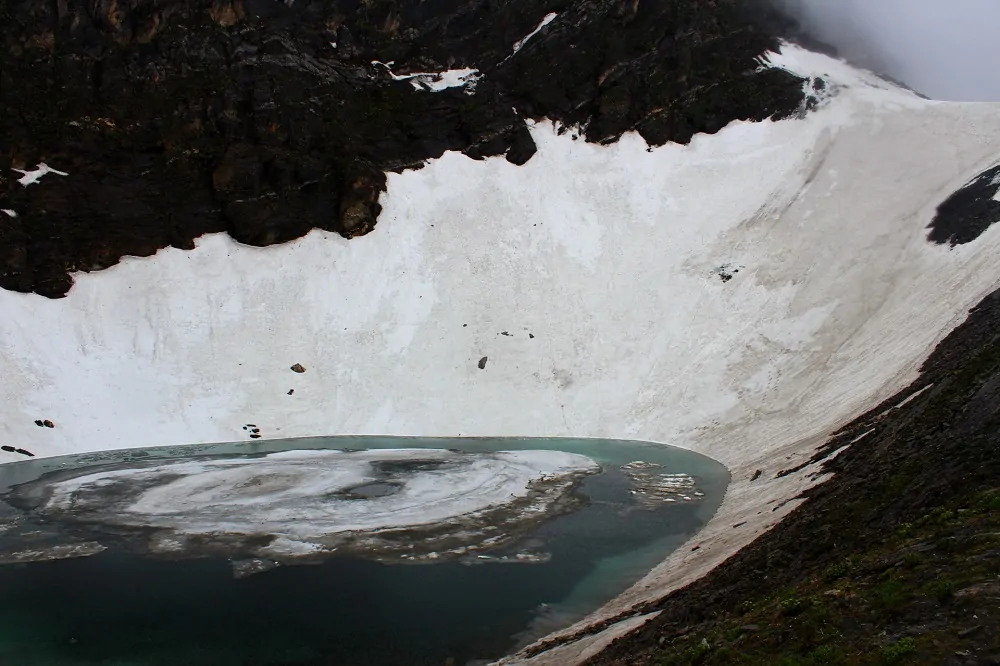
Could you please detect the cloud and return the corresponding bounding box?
[773,0,1000,102]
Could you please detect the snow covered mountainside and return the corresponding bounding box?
[2,0,1000,658]
[2,37,1000,661]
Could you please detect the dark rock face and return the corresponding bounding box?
[0,0,806,297]
[927,163,1000,246]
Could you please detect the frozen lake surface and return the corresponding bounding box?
[0,436,727,665]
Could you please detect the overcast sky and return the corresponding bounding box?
[775,0,1000,101]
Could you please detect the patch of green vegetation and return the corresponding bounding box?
[809,600,831,624]
[972,488,1000,512]
[641,492,999,666]
[880,637,916,664]
[807,644,843,663]
[916,506,955,527]
[779,596,808,617]
[871,579,907,612]
[772,645,846,666]
[924,576,955,604]
[620,323,1000,666]
[823,558,852,582]
[886,473,911,496]
[660,639,711,666]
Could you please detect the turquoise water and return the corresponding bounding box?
[0,437,728,665]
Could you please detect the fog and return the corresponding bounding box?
[774,0,1000,102]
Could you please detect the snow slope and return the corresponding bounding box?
[2,44,1000,662]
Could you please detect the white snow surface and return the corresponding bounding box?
[10,163,68,187]
[32,449,597,547]
[510,13,558,56]
[371,60,481,92]
[3,44,1000,662]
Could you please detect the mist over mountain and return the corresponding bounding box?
[770,0,1000,101]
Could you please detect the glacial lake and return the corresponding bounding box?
[0,436,728,665]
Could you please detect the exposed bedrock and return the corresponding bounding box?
[926,163,1000,247]
[0,0,807,297]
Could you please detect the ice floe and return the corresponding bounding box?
[7,448,599,563]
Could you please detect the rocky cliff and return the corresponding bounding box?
[0,0,807,297]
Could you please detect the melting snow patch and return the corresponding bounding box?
[371,61,481,93]
[849,429,875,444]
[11,163,68,187]
[1,210,16,218]
[888,384,933,412]
[510,12,558,57]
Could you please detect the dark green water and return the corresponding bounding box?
[0,437,728,666]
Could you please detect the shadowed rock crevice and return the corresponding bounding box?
[0,0,806,297]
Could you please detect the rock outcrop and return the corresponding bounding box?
[0,0,806,297]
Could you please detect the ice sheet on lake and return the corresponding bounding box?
[12,448,599,562]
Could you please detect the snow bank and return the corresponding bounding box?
[2,44,1000,662]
